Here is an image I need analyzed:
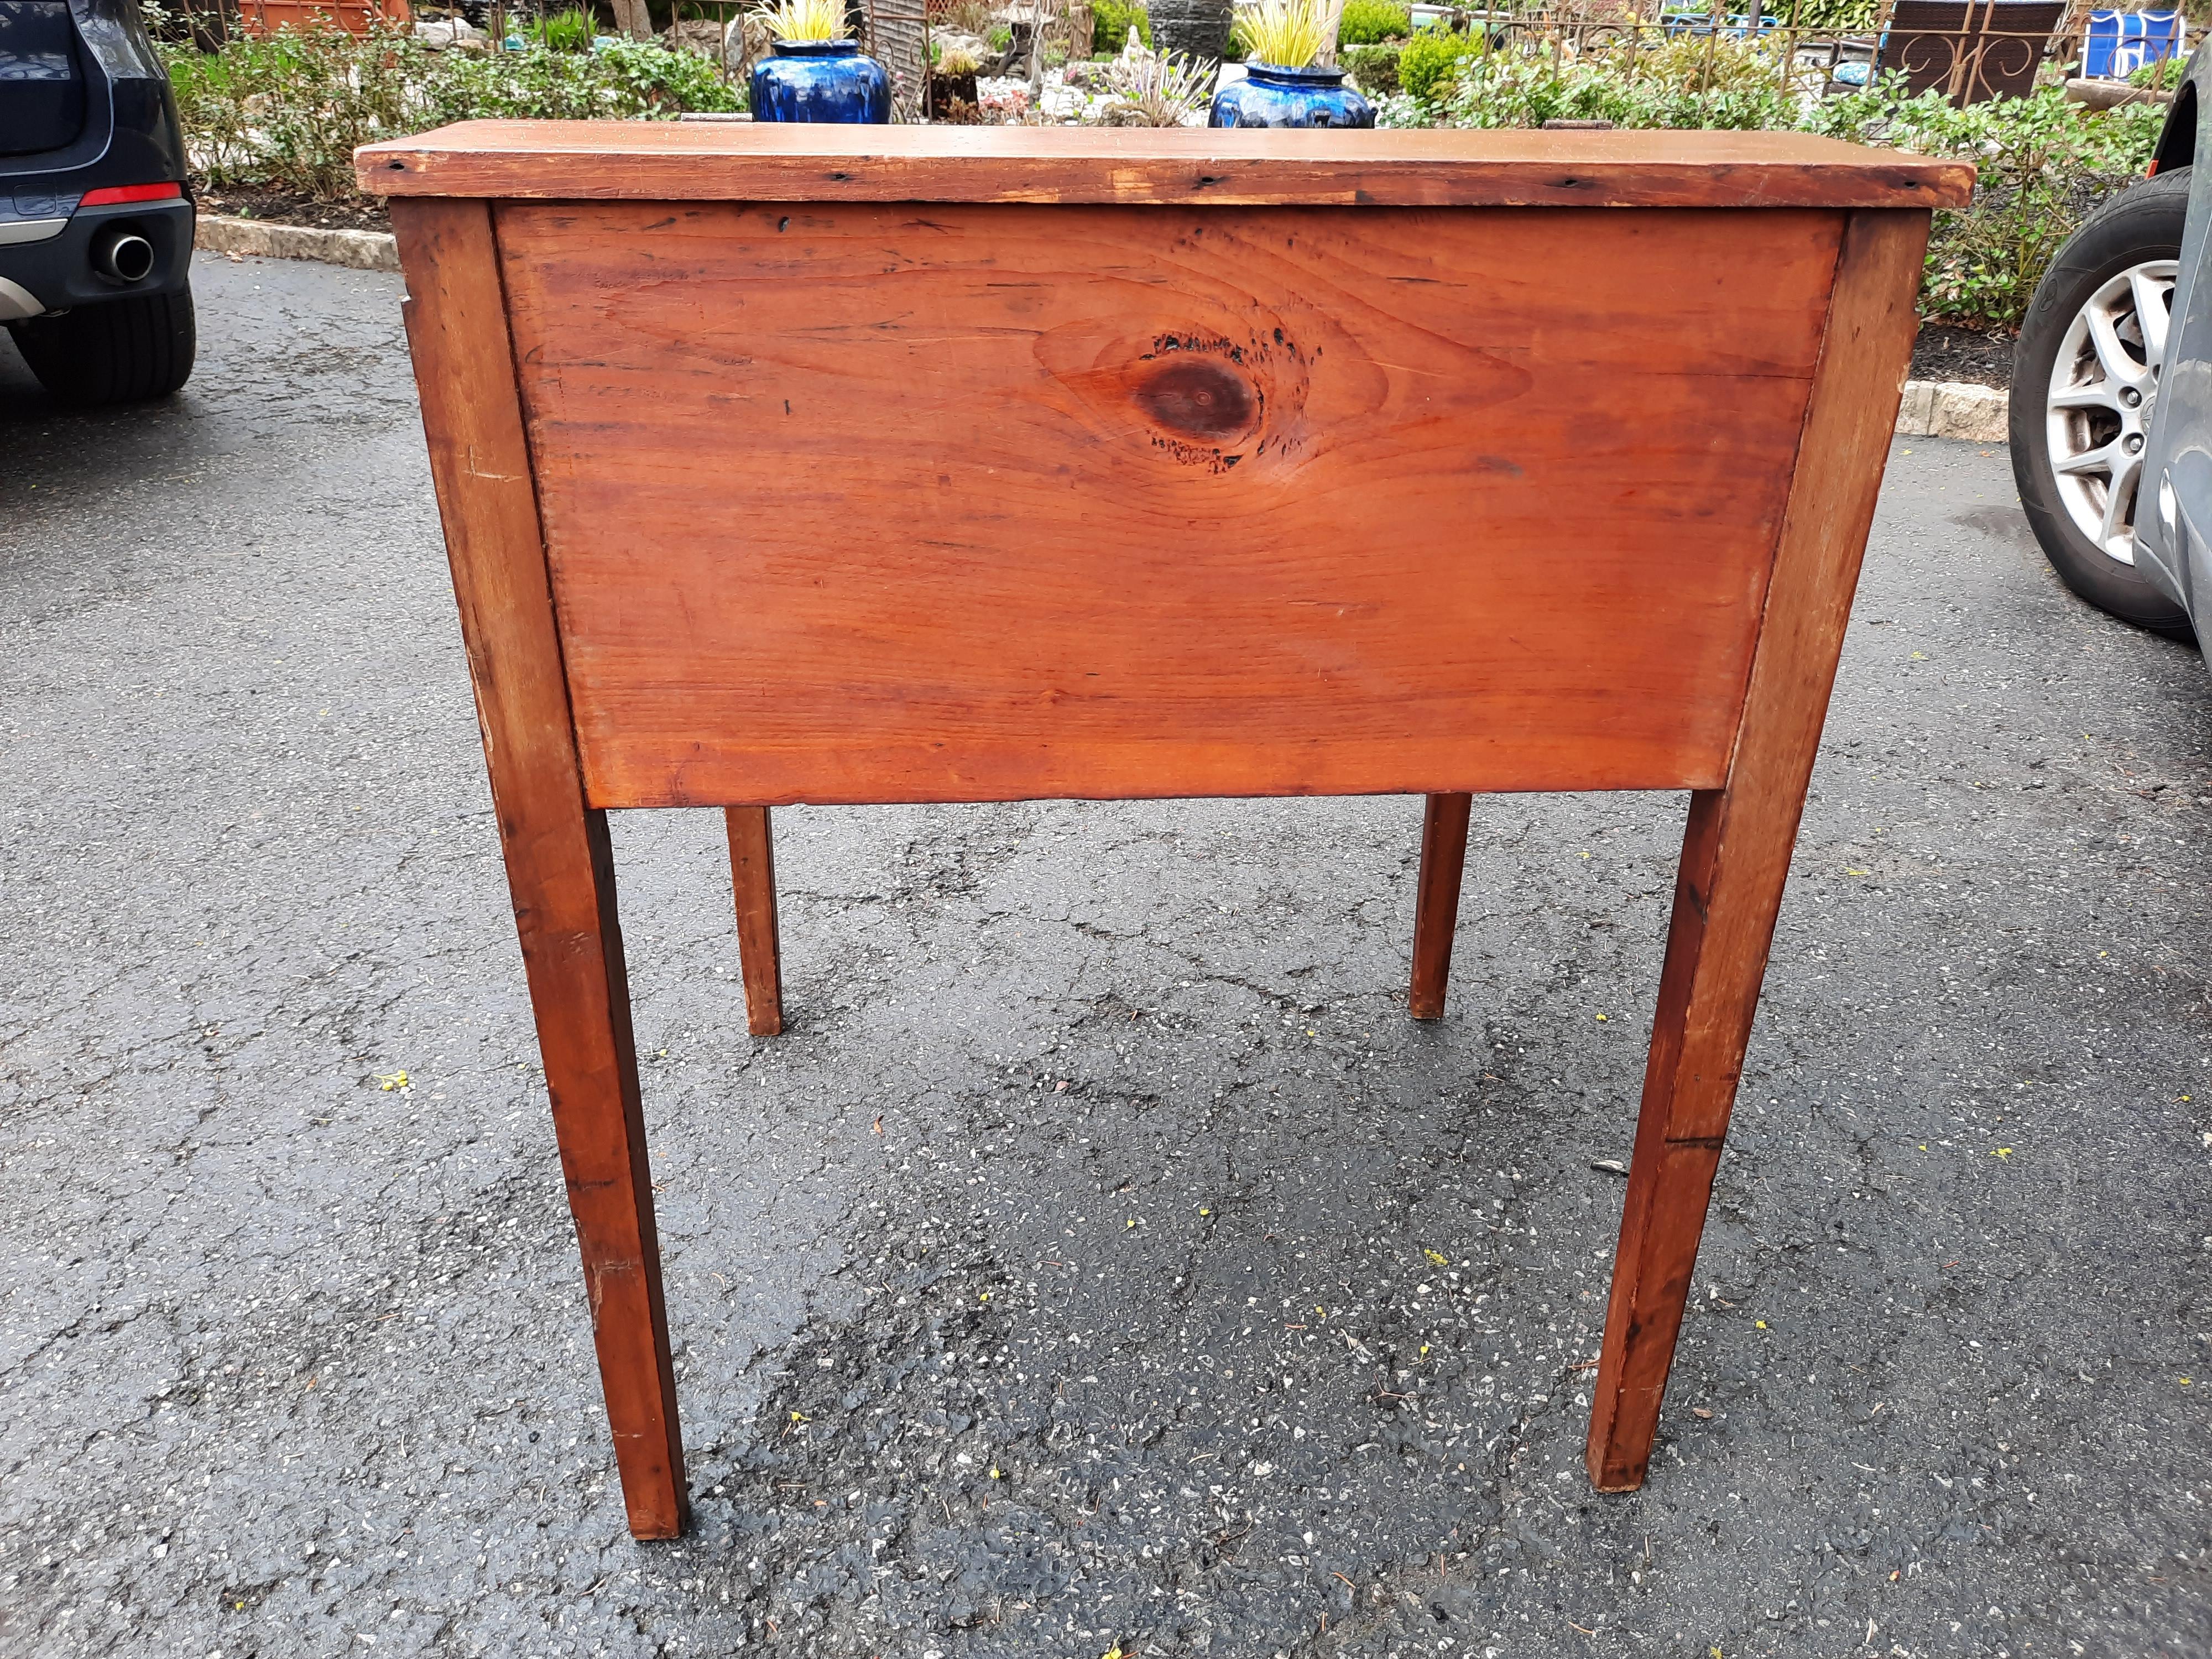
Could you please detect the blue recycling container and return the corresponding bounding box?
[2084,8,2185,79]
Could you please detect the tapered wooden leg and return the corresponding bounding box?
[528,809,690,1536]
[1408,792,1472,1020]
[1585,208,1929,1491]
[393,196,687,1538]
[1585,789,1760,1489]
[725,806,784,1037]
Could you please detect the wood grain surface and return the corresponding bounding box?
[724,806,784,1037]
[1584,208,1931,1493]
[1408,792,1473,1020]
[496,200,1845,808]
[391,196,690,1539]
[357,121,1975,210]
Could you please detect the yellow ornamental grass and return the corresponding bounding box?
[1235,0,1331,69]
[754,0,846,43]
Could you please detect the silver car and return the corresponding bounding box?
[2013,48,2203,642]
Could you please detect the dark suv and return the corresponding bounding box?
[1,0,194,405]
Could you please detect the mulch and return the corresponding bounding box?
[1912,321,2014,391]
[195,184,393,234]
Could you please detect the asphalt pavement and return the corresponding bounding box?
[2,252,2209,1659]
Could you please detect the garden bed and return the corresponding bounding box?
[197,183,392,233]
[1912,322,2015,390]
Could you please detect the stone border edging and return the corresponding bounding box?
[1896,378,2007,442]
[195,213,400,274]
[190,212,2016,445]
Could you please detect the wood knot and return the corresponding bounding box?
[1133,357,1257,444]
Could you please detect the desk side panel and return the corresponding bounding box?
[497,201,1840,807]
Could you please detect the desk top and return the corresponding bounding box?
[357,122,1973,210]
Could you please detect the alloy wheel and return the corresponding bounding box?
[2044,259,2178,566]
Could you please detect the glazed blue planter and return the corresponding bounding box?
[749,39,891,124]
[1208,62,1374,128]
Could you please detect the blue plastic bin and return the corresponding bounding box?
[2084,8,2185,79]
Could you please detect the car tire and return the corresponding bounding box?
[6,283,196,408]
[2010,165,2194,641]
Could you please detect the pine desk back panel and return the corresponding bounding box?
[493,201,1840,808]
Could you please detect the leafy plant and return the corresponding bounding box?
[752,0,844,42]
[1377,49,2166,328]
[1386,31,1812,128]
[1335,0,1409,44]
[161,20,740,202]
[1099,44,1211,123]
[525,6,599,50]
[1397,27,1483,101]
[1234,0,1329,66]
[1340,39,1400,92]
[1811,77,2162,324]
[1091,0,1151,54]
[164,23,424,199]
[1731,0,1878,24]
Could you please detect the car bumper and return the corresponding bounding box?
[0,196,194,321]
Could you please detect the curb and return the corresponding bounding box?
[1895,378,2007,443]
[195,214,400,274]
[186,210,2020,445]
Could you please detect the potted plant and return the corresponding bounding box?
[749,0,891,123]
[1210,0,1375,126]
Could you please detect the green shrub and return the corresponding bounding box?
[1811,78,2163,325]
[164,25,425,198]
[525,7,599,50]
[1749,0,1878,24]
[1341,41,1400,94]
[1379,53,2164,327]
[1397,27,1482,101]
[1336,0,1410,45]
[1092,0,1150,53]
[163,21,740,202]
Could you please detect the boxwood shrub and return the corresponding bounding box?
[1337,0,1411,45]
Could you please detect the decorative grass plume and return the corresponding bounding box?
[1234,0,1331,68]
[754,0,847,43]
[1101,44,1214,125]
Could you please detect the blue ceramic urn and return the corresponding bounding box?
[750,39,892,123]
[1209,62,1374,128]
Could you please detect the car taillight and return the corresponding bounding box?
[77,182,184,206]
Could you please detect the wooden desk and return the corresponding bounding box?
[358,123,1973,1541]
